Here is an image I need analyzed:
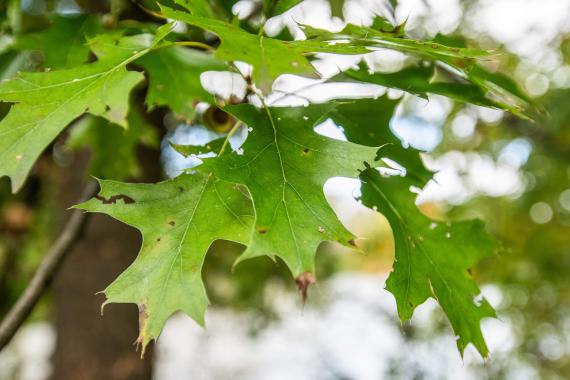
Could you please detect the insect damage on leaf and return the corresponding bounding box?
[95,194,136,204]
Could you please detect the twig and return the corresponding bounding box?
[0,181,99,352]
[218,121,243,156]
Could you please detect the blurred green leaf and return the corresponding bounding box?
[67,106,158,180]
[14,14,100,69]
[137,46,227,120]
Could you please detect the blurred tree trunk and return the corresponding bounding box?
[49,146,161,380]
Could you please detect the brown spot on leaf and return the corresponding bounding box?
[258,228,267,234]
[348,239,357,247]
[467,268,473,275]
[303,148,310,154]
[451,57,469,69]
[95,194,135,205]
[168,220,176,226]
[156,237,161,242]
[295,272,316,304]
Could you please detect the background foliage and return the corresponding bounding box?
[0,0,569,379]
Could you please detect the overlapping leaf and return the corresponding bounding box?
[199,104,381,278]
[76,174,253,350]
[339,61,534,118]
[331,96,496,356]
[303,23,534,118]
[0,28,171,192]
[161,6,368,91]
[162,5,532,120]
[301,23,488,61]
[287,19,531,117]
[359,169,496,356]
[336,62,496,107]
[327,97,432,185]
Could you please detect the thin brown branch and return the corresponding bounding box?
[0,181,99,351]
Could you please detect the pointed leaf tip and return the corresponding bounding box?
[295,272,316,304]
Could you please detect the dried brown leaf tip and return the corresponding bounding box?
[135,304,149,357]
[295,272,316,305]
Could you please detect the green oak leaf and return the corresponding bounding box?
[199,103,381,279]
[339,61,534,118]
[332,95,493,356]
[302,24,535,118]
[161,6,368,92]
[327,96,432,186]
[161,6,315,92]
[136,46,227,120]
[301,23,489,61]
[76,173,254,350]
[359,168,496,356]
[0,28,172,192]
[337,62,496,107]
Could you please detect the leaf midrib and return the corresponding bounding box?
[262,105,303,272]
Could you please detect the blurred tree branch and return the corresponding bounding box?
[0,181,98,351]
